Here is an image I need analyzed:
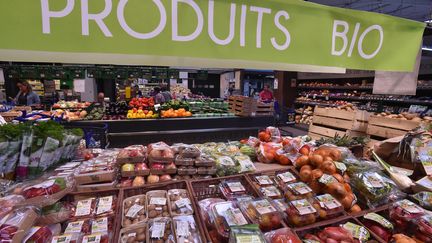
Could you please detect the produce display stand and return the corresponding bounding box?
[367,115,421,140]
[69,116,273,147]
[308,107,370,140]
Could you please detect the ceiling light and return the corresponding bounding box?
[423,47,432,51]
[426,19,432,23]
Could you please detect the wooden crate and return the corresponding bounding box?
[366,115,420,139]
[228,96,274,117]
[0,111,22,122]
[308,107,369,139]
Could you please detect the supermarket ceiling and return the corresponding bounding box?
[308,0,432,22]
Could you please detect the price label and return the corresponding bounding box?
[150,197,167,206]
[227,182,246,192]
[126,204,144,218]
[277,172,296,183]
[292,199,316,215]
[176,221,190,237]
[255,175,273,185]
[151,222,165,238]
[316,194,342,210]
[288,182,312,195]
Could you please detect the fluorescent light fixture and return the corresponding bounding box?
[426,19,432,23]
[423,47,432,51]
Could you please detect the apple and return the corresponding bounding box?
[159,174,172,182]
[147,174,160,184]
[132,176,145,187]
[121,163,135,172]
[135,163,148,171]
[120,178,133,187]
[150,163,164,170]
[166,162,176,169]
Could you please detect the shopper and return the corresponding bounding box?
[97,92,105,103]
[259,84,274,102]
[13,81,40,106]
[153,87,166,104]
[161,86,172,102]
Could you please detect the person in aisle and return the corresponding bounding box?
[13,81,40,106]
[153,87,166,104]
[259,84,274,102]
[97,92,105,103]
[161,86,172,102]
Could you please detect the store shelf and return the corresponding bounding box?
[297,86,373,90]
[296,95,432,106]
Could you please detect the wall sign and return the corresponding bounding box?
[0,0,425,72]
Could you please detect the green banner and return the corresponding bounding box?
[0,0,425,72]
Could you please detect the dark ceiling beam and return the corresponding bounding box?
[366,3,392,12]
[385,5,413,15]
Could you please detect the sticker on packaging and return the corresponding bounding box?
[396,199,424,214]
[365,173,385,188]
[151,222,166,238]
[23,226,41,242]
[334,162,347,174]
[343,222,370,241]
[65,221,84,233]
[255,175,273,185]
[126,204,144,218]
[236,235,263,243]
[316,194,342,210]
[24,179,55,191]
[364,213,393,229]
[288,182,312,195]
[318,174,338,185]
[97,196,113,215]
[83,233,102,243]
[252,200,277,215]
[75,199,94,217]
[277,172,296,183]
[176,221,190,237]
[52,235,72,243]
[224,208,248,226]
[272,199,288,211]
[175,198,191,208]
[218,156,235,166]
[92,217,108,233]
[291,199,316,215]
[261,186,281,197]
[227,182,246,192]
[150,197,167,205]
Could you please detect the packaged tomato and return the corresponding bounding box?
[239,199,282,232]
[95,195,116,218]
[260,186,283,199]
[389,199,425,231]
[64,219,92,235]
[362,213,394,242]
[23,225,60,243]
[82,232,109,243]
[284,182,314,201]
[177,166,197,176]
[122,195,146,227]
[90,217,113,234]
[286,199,318,227]
[272,199,289,214]
[71,198,96,219]
[148,142,175,163]
[264,228,301,243]
[173,215,202,243]
[0,206,38,243]
[51,234,83,243]
[311,194,344,220]
[414,214,432,242]
[228,224,266,243]
[209,201,249,239]
[117,145,146,163]
[197,198,225,227]
[195,155,216,167]
[179,145,201,158]
[147,217,175,243]
[196,166,217,175]
[253,175,276,188]
[168,189,193,216]
[275,171,297,189]
[219,180,248,200]
[20,178,69,205]
[146,190,170,219]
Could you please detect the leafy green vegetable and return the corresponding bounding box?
[316,134,369,147]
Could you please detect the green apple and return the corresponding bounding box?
[122,163,135,172]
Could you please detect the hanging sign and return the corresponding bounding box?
[0,0,425,72]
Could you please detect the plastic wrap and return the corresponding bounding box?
[264,228,301,243]
[71,198,97,220]
[173,215,202,243]
[168,189,193,216]
[411,191,432,210]
[209,201,249,239]
[215,156,240,176]
[122,195,146,227]
[234,155,256,173]
[284,182,314,201]
[228,225,266,243]
[51,234,83,243]
[82,232,110,243]
[196,166,217,175]
[194,155,216,167]
[257,143,282,164]
[147,217,175,243]
[275,171,297,189]
[148,142,175,163]
[286,199,318,227]
[19,177,73,207]
[414,215,432,242]
[64,218,92,235]
[311,194,344,220]
[150,162,177,175]
[179,145,201,158]
[175,155,195,166]
[389,199,425,231]
[362,213,394,242]
[0,195,25,220]
[177,166,197,175]
[197,198,225,228]
[260,186,283,199]
[23,224,61,243]
[239,199,282,232]
[38,201,73,225]
[146,190,170,219]
[219,180,248,200]
[119,222,146,243]
[117,145,146,163]
[0,206,39,243]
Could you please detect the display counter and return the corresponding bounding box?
[67,116,274,147]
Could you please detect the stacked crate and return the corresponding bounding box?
[228,96,274,117]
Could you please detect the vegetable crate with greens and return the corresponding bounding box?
[0,121,84,181]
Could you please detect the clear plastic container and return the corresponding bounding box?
[119,222,146,243]
[219,180,248,200]
[195,155,216,167]
[148,142,175,163]
[389,199,425,231]
[311,194,344,220]
[72,198,96,219]
[264,228,301,243]
[147,217,175,243]
[117,145,146,163]
[415,215,432,242]
[239,199,283,232]
[286,199,318,227]
[82,232,110,243]
[51,234,83,243]
[175,155,195,166]
[168,189,193,216]
[146,190,170,219]
[284,182,314,201]
[275,171,297,189]
[196,166,217,175]
[179,145,201,158]
[229,225,266,243]
[253,175,275,187]
[260,186,283,199]
[173,215,202,243]
[210,201,249,239]
[95,195,116,218]
[64,218,92,235]
[177,166,197,175]
[122,195,146,227]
